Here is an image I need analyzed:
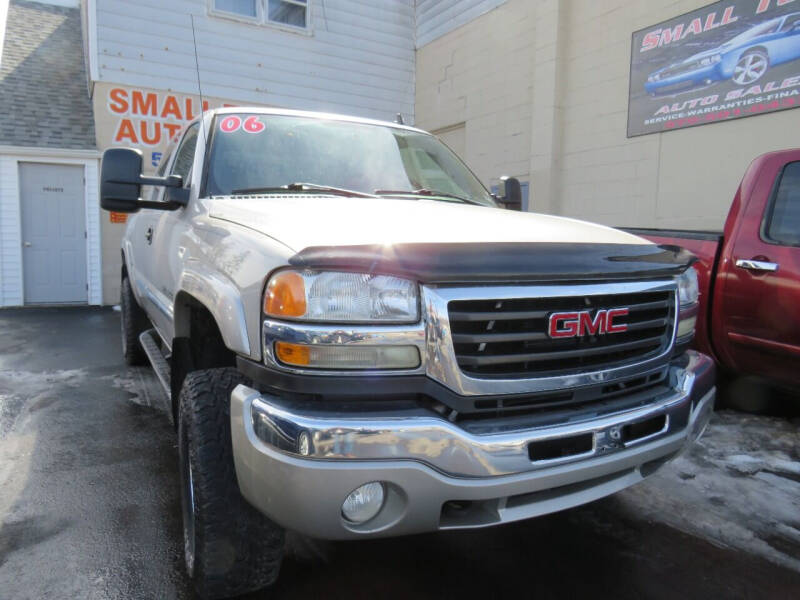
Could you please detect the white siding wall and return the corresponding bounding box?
[415,0,506,48]
[84,160,102,305]
[93,0,415,121]
[0,156,23,306]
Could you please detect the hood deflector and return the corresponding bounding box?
[288,242,694,283]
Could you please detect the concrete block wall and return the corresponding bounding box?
[415,0,534,189]
[415,0,800,230]
[558,0,800,229]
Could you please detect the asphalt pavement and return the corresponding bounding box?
[1,307,798,599]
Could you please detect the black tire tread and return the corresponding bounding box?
[121,276,148,366]
[179,367,284,599]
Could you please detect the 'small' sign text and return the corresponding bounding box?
[639,0,796,52]
[107,87,234,146]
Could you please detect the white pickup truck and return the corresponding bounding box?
[100,107,716,599]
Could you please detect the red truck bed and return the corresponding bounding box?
[623,228,721,361]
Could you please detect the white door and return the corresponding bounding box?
[20,163,87,304]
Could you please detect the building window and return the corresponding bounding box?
[215,0,258,18]
[210,0,309,30]
[268,0,306,27]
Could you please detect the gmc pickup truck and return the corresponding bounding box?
[626,149,800,395]
[100,108,715,599]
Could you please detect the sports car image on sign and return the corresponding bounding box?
[645,12,800,96]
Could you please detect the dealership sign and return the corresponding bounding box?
[92,83,249,173]
[628,0,800,136]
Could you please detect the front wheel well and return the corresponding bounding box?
[740,46,768,58]
[170,293,236,425]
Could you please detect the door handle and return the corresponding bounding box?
[145,227,153,244]
[23,242,32,247]
[735,258,778,272]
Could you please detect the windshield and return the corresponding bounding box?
[726,18,781,46]
[204,113,495,206]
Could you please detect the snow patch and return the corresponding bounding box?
[0,369,89,437]
[109,370,169,413]
[617,410,800,572]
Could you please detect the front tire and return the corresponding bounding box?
[178,368,284,599]
[120,275,148,366]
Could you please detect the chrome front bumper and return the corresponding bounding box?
[231,351,715,540]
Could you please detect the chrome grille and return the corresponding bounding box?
[447,289,676,378]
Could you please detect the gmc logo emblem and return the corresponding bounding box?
[548,308,629,339]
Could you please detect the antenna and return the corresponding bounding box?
[395,113,405,125]
[190,15,209,144]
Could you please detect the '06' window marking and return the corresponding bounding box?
[219,115,266,134]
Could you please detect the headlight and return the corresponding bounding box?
[697,54,721,67]
[264,270,419,323]
[676,267,699,341]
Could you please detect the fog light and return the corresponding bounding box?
[677,316,697,339]
[275,342,419,370]
[342,482,385,524]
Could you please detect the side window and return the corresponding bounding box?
[766,161,800,246]
[144,145,176,201]
[156,146,173,176]
[171,124,200,187]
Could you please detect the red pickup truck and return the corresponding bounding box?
[625,149,800,391]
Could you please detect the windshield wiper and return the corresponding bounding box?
[374,188,483,206]
[230,182,379,198]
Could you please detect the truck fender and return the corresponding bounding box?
[174,266,251,356]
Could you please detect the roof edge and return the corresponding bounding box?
[0,144,101,158]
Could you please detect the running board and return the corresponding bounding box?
[139,329,171,396]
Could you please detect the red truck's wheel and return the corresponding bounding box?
[120,275,148,366]
[178,368,285,599]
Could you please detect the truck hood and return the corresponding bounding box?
[207,195,650,251]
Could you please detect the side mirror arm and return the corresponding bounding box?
[139,173,183,188]
[104,173,189,209]
[493,195,516,208]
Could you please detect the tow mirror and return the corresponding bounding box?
[100,148,187,213]
[495,176,522,210]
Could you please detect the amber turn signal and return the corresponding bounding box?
[264,271,306,318]
[275,341,311,366]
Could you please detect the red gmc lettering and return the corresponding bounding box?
[605,308,630,333]
[579,311,606,335]
[549,312,580,338]
[548,309,630,338]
